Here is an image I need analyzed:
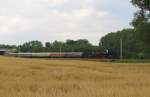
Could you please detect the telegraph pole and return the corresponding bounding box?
[120,38,123,59]
[18,45,20,57]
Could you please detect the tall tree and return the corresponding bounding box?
[131,0,150,11]
[20,40,43,52]
[45,42,51,48]
[131,0,150,57]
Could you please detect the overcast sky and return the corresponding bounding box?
[0,0,137,45]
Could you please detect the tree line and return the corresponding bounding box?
[18,39,102,53]
[0,39,103,53]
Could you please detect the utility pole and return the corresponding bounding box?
[18,45,20,57]
[120,38,123,59]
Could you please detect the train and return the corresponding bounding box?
[6,52,112,58]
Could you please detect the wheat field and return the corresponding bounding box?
[0,56,150,97]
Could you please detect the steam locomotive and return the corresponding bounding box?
[7,52,112,58]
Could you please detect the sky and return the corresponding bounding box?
[0,0,137,45]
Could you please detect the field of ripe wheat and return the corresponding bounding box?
[0,56,150,97]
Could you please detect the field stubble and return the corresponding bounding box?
[0,56,150,97]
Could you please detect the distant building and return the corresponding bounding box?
[0,49,13,55]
